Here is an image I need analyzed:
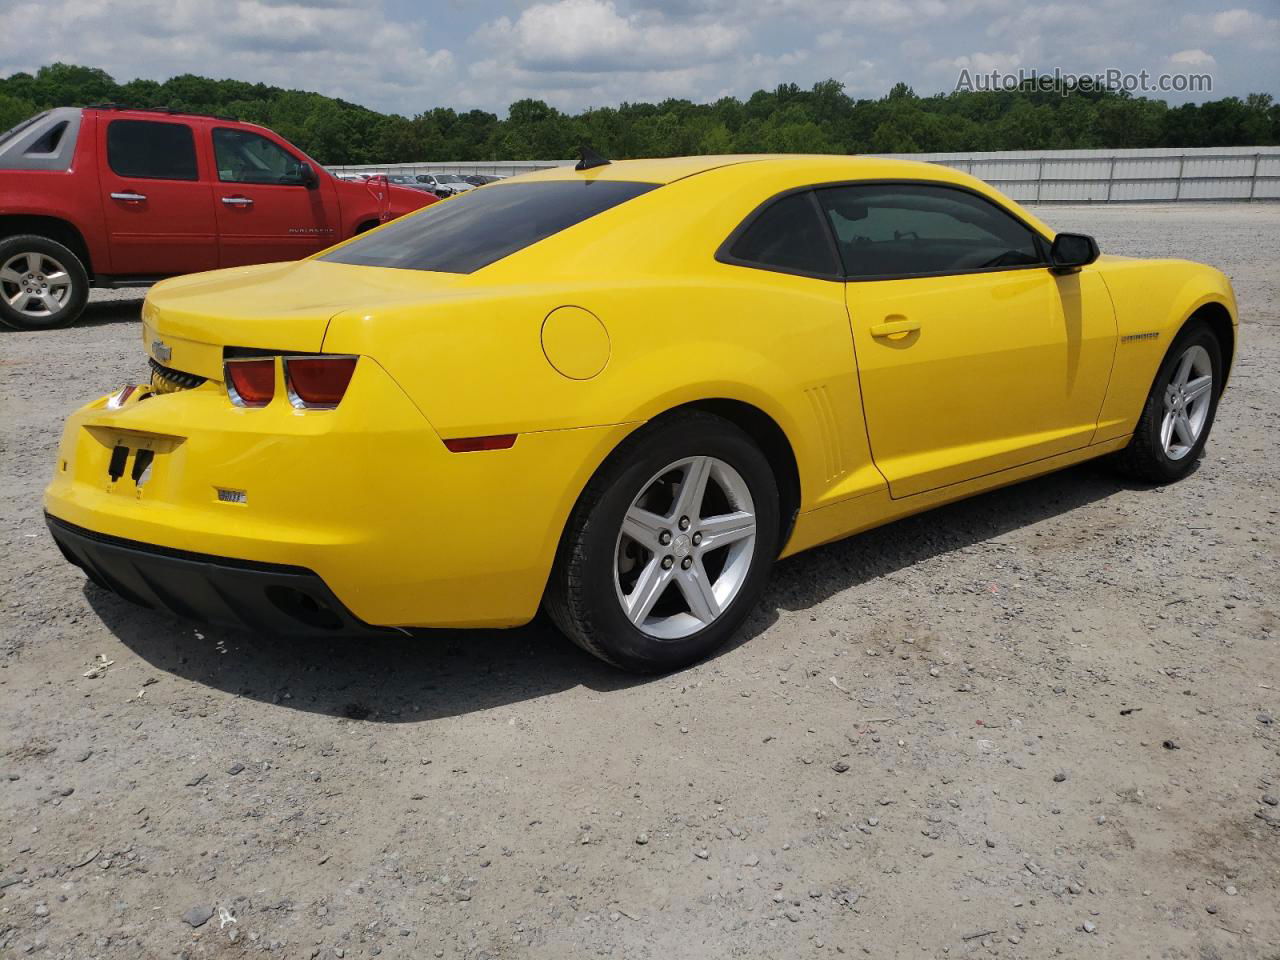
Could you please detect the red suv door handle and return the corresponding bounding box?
[220,196,254,207]
[109,192,147,203]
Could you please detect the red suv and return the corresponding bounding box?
[0,105,436,330]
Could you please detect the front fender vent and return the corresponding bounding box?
[148,357,207,393]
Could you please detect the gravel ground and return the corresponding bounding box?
[1,203,1277,960]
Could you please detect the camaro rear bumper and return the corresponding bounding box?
[47,514,387,636]
[43,365,638,629]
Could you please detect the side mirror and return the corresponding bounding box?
[1049,232,1099,274]
[298,162,319,189]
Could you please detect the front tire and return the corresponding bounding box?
[1115,319,1223,483]
[546,411,780,672]
[0,235,89,331]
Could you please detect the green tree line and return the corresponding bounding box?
[2,64,1276,165]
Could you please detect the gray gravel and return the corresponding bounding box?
[1,203,1278,958]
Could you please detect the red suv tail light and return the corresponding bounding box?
[225,358,275,407]
[284,356,358,408]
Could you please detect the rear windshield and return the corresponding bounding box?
[321,179,657,274]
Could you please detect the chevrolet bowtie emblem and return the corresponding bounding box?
[152,339,172,363]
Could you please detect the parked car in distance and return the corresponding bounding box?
[414,173,457,197]
[0,105,437,329]
[416,173,474,196]
[435,173,473,194]
[464,174,504,186]
[44,155,1237,673]
[384,173,437,193]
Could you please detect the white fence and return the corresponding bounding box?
[332,146,1280,202]
[879,146,1280,202]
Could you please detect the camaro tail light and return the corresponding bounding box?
[284,355,358,409]
[443,434,517,453]
[225,357,275,407]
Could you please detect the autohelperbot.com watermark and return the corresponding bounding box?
[955,67,1213,96]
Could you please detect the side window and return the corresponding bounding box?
[107,120,198,181]
[26,121,68,156]
[817,184,1044,280]
[724,191,838,278]
[213,128,306,185]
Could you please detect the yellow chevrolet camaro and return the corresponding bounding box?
[45,154,1237,671]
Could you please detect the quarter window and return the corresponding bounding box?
[213,128,307,185]
[724,191,838,277]
[816,184,1043,279]
[106,120,198,181]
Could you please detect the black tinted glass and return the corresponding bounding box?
[818,184,1042,279]
[728,192,838,277]
[27,121,67,155]
[107,120,198,181]
[322,180,657,274]
[107,119,197,181]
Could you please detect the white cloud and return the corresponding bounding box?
[475,0,744,72]
[1184,7,1280,52]
[899,36,934,60]
[0,0,455,114]
[1168,48,1216,66]
[1211,8,1261,36]
[936,50,1025,74]
[0,0,1271,115]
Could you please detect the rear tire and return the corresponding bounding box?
[1114,319,1223,484]
[0,234,89,331]
[546,411,780,673]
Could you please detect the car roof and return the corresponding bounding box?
[513,154,950,186]
[506,153,1055,238]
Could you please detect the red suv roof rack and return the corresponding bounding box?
[85,103,240,123]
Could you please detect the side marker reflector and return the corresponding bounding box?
[443,434,517,453]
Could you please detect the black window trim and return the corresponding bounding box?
[105,118,200,182]
[212,126,307,187]
[716,179,1054,284]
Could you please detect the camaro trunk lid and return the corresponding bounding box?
[142,259,465,381]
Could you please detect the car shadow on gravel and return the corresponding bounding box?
[0,296,144,334]
[86,586,640,723]
[760,458,1154,619]
[86,458,1151,721]
[78,296,146,327]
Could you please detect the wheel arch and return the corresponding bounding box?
[549,393,803,570]
[583,398,801,555]
[671,399,801,552]
[1184,300,1234,384]
[0,215,93,275]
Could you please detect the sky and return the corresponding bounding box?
[0,0,1277,116]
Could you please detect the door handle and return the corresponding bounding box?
[110,192,147,202]
[870,317,921,338]
[221,196,254,206]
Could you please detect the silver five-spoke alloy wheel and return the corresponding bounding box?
[614,455,757,641]
[0,251,72,319]
[1161,344,1213,460]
